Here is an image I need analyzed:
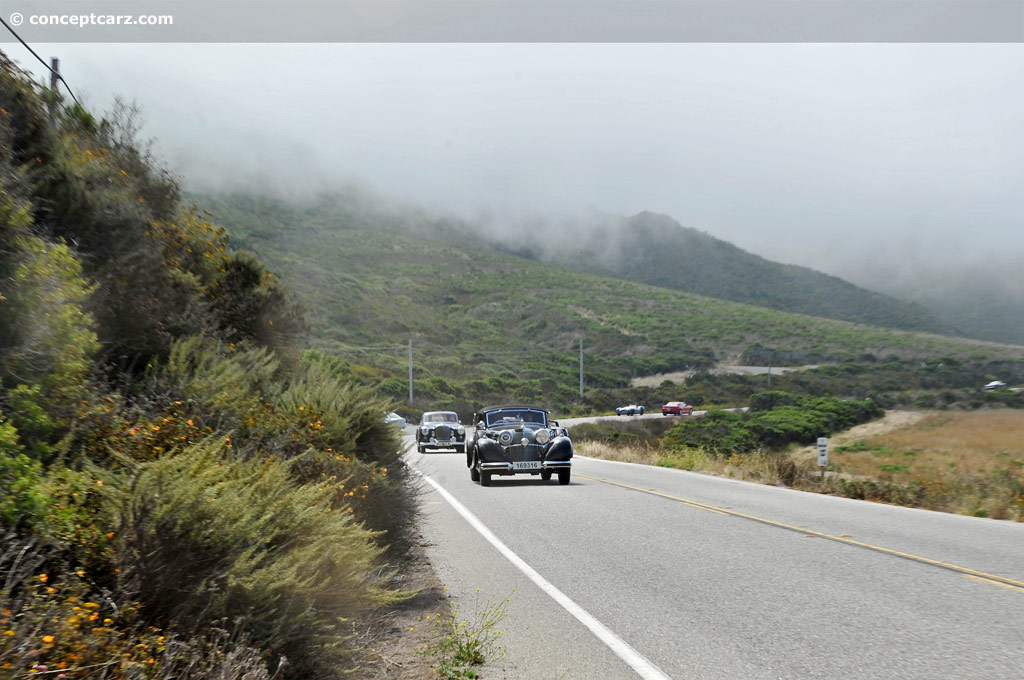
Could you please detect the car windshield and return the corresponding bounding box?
[485,409,547,428]
[424,412,459,423]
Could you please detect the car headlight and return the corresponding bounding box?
[457,425,465,435]
[534,428,551,445]
[498,431,514,445]
[420,426,429,435]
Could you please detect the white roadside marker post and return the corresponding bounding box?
[817,436,829,483]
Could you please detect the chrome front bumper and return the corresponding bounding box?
[479,460,571,473]
[426,437,463,446]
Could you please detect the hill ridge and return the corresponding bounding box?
[477,209,955,336]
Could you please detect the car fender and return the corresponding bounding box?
[545,436,573,461]
[476,438,505,463]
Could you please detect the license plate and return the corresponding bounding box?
[513,461,541,470]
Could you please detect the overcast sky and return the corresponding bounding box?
[10,43,1024,278]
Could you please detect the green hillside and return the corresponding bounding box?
[192,191,1024,413]
[498,210,954,335]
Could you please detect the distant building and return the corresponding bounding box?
[984,380,1007,390]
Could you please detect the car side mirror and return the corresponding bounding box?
[550,420,559,427]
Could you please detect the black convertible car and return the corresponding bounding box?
[416,411,467,453]
[467,405,573,486]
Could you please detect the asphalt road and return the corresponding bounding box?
[559,411,709,427]
[404,423,1024,679]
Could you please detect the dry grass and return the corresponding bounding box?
[580,440,662,465]
[820,410,1024,520]
[829,410,1024,482]
[580,441,800,486]
[582,409,1024,521]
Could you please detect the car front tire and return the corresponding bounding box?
[480,470,492,486]
[470,459,480,482]
[540,470,552,481]
[557,469,570,485]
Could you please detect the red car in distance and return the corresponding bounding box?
[661,401,693,416]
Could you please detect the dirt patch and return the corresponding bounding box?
[630,365,820,387]
[568,306,641,336]
[833,409,929,441]
[349,533,452,679]
[791,410,930,464]
[630,370,696,387]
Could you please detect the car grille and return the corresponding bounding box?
[505,444,542,462]
[434,425,452,440]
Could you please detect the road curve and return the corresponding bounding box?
[404,429,1024,679]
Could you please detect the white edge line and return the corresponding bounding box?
[410,463,673,680]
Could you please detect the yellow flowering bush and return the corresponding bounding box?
[0,542,271,679]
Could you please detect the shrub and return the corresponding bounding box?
[159,335,279,422]
[748,405,829,448]
[663,394,882,454]
[207,249,307,351]
[1,236,99,418]
[0,420,47,530]
[748,390,798,412]
[0,538,274,680]
[3,384,58,461]
[662,410,757,454]
[378,377,408,398]
[277,359,416,554]
[116,440,403,678]
[277,360,402,466]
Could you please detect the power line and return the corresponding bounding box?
[0,18,81,107]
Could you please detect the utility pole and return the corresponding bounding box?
[46,58,60,115]
[579,338,584,399]
[408,338,414,405]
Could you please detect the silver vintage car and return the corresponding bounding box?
[467,405,573,486]
[416,411,467,453]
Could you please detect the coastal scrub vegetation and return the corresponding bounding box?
[0,55,414,678]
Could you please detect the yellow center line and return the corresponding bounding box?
[961,575,1024,594]
[577,473,1024,592]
